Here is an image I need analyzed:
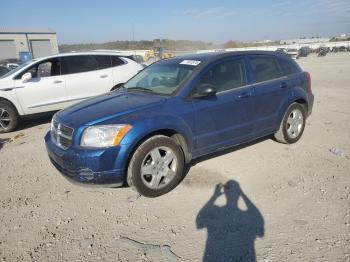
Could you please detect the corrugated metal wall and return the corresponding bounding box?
[0,40,16,60]
[30,40,52,58]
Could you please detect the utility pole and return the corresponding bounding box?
[132,24,135,51]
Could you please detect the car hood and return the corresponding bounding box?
[56,91,167,127]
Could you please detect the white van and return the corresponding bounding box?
[0,52,143,132]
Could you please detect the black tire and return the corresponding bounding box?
[127,135,185,197]
[274,103,306,144]
[0,100,19,133]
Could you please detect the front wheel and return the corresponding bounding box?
[0,101,19,133]
[274,103,306,144]
[127,135,185,197]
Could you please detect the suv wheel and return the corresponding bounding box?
[127,135,185,197]
[274,103,306,144]
[0,101,19,133]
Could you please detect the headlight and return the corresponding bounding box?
[81,125,132,148]
[50,115,57,131]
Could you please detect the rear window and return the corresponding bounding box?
[278,59,299,76]
[61,55,98,75]
[250,56,283,83]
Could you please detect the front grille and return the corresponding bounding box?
[51,119,74,150]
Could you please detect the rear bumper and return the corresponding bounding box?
[45,132,125,187]
[307,92,314,117]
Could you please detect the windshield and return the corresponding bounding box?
[0,60,33,79]
[124,62,195,95]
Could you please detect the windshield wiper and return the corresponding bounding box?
[126,87,156,93]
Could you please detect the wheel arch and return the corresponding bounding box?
[0,96,20,115]
[126,128,192,166]
[276,97,308,129]
[119,128,192,186]
[293,98,308,112]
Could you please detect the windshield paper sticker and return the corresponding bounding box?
[180,60,201,66]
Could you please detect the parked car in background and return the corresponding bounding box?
[318,47,329,57]
[45,51,314,197]
[0,58,22,70]
[275,48,286,53]
[297,46,311,58]
[0,52,143,132]
[285,48,298,59]
[0,66,10,77]
[331,46,347,53]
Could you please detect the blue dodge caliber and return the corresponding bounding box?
[45,51,314,197]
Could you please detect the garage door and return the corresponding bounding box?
[30,40,52,58]
[0,40,17,60]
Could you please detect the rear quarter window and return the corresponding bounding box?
[278,58,300,75]
[250,56,283,83]
[111,56,125,67]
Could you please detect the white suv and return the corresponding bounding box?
[0,52,143,133]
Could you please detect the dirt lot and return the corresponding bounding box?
[0,53,350,262]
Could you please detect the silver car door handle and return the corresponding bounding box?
[100,75,108,78]
[53,80,63,84]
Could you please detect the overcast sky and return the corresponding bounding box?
[1,0,349,44]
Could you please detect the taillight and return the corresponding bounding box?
[305,72,311,91]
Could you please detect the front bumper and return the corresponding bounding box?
[45,132,125,187]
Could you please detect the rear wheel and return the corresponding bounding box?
[127,135,184,197]
[0,101,19,133]
[274,103,306,144]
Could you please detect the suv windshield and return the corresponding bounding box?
[124,62,194,95]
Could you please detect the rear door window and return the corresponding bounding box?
[250,56,283,83]
[198,59,246,93]
[61,55,99,75]
[93,55,112,69]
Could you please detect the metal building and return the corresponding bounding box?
[0,27,59,61]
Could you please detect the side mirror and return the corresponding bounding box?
[192,84,217,98]
[111,83,124,91]
[21,72,32,83]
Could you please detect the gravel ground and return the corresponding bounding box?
[0,53,349,262]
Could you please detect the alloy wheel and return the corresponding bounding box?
[0,108,11,131]
[140,146,178,189]
[286,109,304,138]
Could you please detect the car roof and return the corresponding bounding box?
[158,50,292,66]
[32,51,130,62]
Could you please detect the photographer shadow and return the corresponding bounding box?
[196,180,264,262]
